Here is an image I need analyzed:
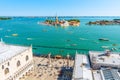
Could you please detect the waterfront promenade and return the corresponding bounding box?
[20,56,74,80]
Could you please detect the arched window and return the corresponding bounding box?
[4,68,9,75]
[26,55,29,61]
[2,65,4,69]
[17,60,21,67]
[8,62,10,66]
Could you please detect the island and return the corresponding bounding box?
[67,19,80,26]
[0,17,12,20]
[86,19,120,25]
[40,16,80,27]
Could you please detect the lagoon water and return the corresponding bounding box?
[0,16,120,56]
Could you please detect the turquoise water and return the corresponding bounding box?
[0,16,120,57]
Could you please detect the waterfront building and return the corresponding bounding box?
[114,19,120,23]
[60,20,69,27]
[72,52,93,80]
[89,51,120,69]
[0,39,33,80]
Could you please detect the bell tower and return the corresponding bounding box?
[55,13,59,24]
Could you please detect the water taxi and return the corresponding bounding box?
[98,38,109,41]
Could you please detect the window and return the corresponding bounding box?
[2,65,4,69]
[4,68,9,75]
[17,60,21,67]
[8,62,10,66]
[26,55,29,61]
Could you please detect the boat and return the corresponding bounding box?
[33,47,37,50]
[98,38,109,41]
[66,39,71,42]
[12,34,18,36]
[5,36,10,38]
[55,55,62,59]
[112,44,118,46]
[80,38,87,40]
[71,44,77,46]
[101,46,109,49]
[42,29,48,32]
[111,48,118,51]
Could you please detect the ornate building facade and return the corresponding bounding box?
[0,40,33,80]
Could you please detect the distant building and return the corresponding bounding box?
[92,68,120,80]
[114,19,120,23]
[55,15,59,24]
[44,15,80,27]
[100,68,120,80]
[69,21,80,26]
[89,51,120,69]
[60,20,69,27]
[72,52,93,80]
[0,39,33,80]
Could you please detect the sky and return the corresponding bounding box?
[0,0,120,16]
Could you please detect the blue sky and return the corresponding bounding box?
[0,0,120,16]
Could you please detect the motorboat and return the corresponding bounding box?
[98,38,109,41]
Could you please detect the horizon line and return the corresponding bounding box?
[0,16,120,17]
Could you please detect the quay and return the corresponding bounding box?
[20,55,74,80]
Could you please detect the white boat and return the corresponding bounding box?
[71,44,77,46]
[101,46,109,49]
[12,34,18,36]
[27,38,33,40]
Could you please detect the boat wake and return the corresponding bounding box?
[27,38,33,40]
[0,28,3,30]
[37,22,52,26]
[7,29,11,32]
[4,36,11,38]
[79,38,88,40]
[101,46,110,49]
[71,44,77,46]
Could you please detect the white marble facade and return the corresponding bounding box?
[0,41,33,80]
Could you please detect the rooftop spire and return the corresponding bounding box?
[55,12,59,23]
[56,12,57,17]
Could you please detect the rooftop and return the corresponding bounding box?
[101,68,120,80]
[92,70,102,80]
[0,40,29,64]
[72,53,93,80]
[89,51,120,65]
